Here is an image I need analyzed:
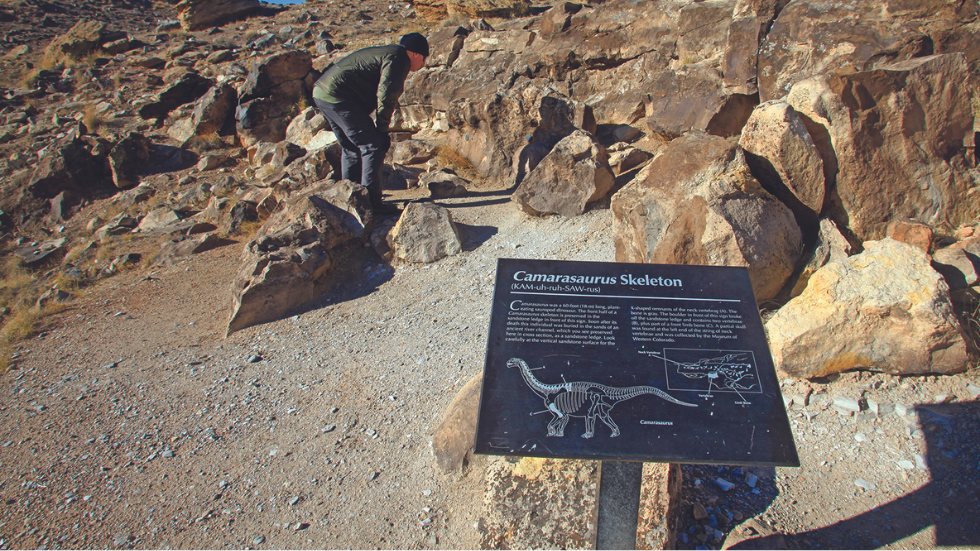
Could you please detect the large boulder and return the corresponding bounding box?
[226,180,373,335]
[175,0,261,31]
[786,54,978,241]
[239,50,313,103]
[738,100,826,220]
[436,86,594,183]
[766,238,970,378]
[236,51,314,148]
[138,72,214,122]
[28,137,109,198]
[512,130,614,217]
[387,202,462,264]
[611,132,802,303]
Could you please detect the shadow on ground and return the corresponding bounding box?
[730,400,980,549]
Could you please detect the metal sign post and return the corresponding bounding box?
[595,461,644,549]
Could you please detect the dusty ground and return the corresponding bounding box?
[0,181,978,550]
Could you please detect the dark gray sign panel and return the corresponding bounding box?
[474,258,799,467]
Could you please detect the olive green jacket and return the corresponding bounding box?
[312,44,412,133]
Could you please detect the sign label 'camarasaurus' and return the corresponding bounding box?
[475,258,799,467]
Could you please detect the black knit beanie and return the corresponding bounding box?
[400,32,430,57]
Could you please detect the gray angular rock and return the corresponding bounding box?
[512,130,614,217]
[387,203,462,264]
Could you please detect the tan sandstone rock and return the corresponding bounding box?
[766,238,969,378]
[611,132,802,303]
[175,0,261,31]
[431,372,483,473]
[738,100,825,216]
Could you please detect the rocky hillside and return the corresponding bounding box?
[0,0,978,548]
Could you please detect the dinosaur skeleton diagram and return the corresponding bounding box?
[507,357,696,439]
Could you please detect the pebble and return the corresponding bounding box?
[854,478,875,491]
[693,502,708,520]
[288,496,301,506]
[161,450,174,458]
[745,474,758,488]
[252,536,265,546]
[854,433,868,443]
[322,425,335,433]
[714,478,735,492]
[895,460,914,470]
[248,355,263,363]
[368,471,379,482]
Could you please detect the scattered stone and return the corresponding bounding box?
[693,502,708,520]
[252,536,265,546]
[714,478,735,492]
[832,396,861,413]
[745,474,758,488]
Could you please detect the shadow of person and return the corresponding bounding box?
[729,400,980,549]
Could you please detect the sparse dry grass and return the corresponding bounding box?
[435,145,483,182]
[82,103,107,134]
[186,132,225,152]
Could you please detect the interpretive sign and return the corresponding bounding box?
[474,258,799,467]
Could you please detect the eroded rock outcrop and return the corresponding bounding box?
[175,0,261,31]
[611,132,801,303]
[227,180,372,335]
[786,54,978,241]
[766,238,969,378]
